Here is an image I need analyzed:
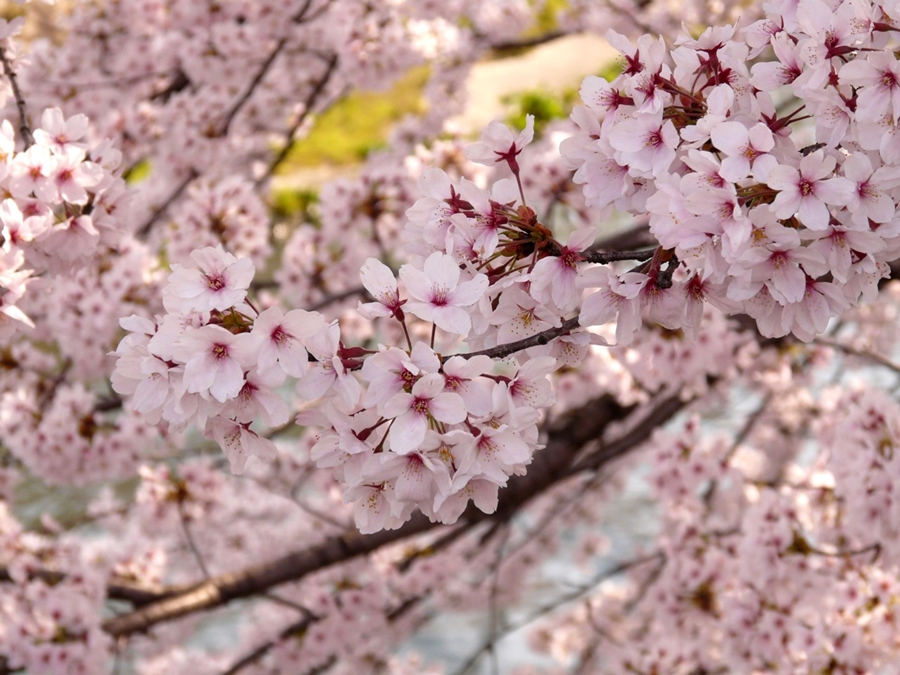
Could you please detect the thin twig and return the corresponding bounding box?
[487,524,512,675]
[703,393,772,506]
[308,285,367,312]
[219,0,325,135]
[451,552,665,675]
[255,53,340,186]
[178,501,211,580]
[813,336,900,374]
[0,45,33,148]
[448,317,581,362]
[135,168,199,239]
[221,615,316,675]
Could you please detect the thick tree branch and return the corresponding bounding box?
[102,389,687,638]
[581,246,657,263]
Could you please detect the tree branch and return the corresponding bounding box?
[449,317,581,362]
[135,168,199,239]
[102,389,688,638]
[581,246,657,264]
[255,52,340,186]
[218,0,316,136]
[0,45,33,148]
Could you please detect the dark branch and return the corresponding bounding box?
[135,168,199,239]
[101,389,687,638]
[255,52,340,186]
[448,317,581,362]
[0,45,33,148]
[582,247,657,264]
[487,30,569,54]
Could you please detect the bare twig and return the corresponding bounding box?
[178,501,211,580]
[448,317,581,362]
[702,393,772,506]
[486,524,513,675]
[255,52,341,186]
[0,45,33,148]
[813,336,900,374]
[308,285,366,312]
[135,168,199,239]
[219,0,328,136]
[451,552,665,675]
[221,614,316,675]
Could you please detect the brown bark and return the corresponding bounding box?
[103,390,686,637]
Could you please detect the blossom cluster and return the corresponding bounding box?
[563,5,900,342]
[112,0,900,532]
[14,0,900,672]
[113,241,557,531]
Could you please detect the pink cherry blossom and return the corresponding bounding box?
[399,251,488,335]
[381,373,466,455]
[295,322,362,408]
[163,245,255,314]
[464,114,535,173]
[710,121,777,183]
[766,151,854,229]
[839,51,900,123]
[251,306,325,379]
[207,417,278,475]
[529,226,595,313]
[174,325,256,403]
[608,114,679,177]
[9,145,57,202]
[579,267,648,344]
[50,147,103,205]
[32,108,90,153]
[357,257,404,320]
[360,341,440,413]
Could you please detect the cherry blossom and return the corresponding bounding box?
[11,1,900,673]
[381,373,466,455]
[174,325,256,403]
[251,306,325,379]
[163,245,255,314]
[207,416,278,474]
[464,114,535,173]
[357,257,405,320]
[766,151,854,230]
[399,251,488,335]
[529,226,595,313]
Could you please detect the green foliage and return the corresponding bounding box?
[123,158,152,184]
[277,66,429,171]
[597,58,624,84]
[271,186,320,222]
[502,55,625,135]
[530,0,569,35]
[503,87,577,134]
